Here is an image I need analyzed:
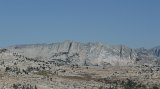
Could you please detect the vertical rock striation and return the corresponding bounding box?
[3,41,160,66]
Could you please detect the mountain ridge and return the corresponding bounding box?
[1,41,160,66]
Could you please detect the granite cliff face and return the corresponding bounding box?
[150,46,160,57]
[0,41,160,89]
[3,41,159,66]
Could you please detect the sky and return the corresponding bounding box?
[0,0,160,48]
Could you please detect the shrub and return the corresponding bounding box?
[153,86,159,89]
[34,70,51,76]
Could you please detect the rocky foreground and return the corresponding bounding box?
[0,64,160,89]
[0,41,160,89]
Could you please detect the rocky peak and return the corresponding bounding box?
[151,46,160,57]
[1,41,160,66]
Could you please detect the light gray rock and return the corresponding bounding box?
[2,41,160,66]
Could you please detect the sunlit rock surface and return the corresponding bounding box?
[0,41,160,89]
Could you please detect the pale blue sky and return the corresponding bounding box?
[0,0,160,48]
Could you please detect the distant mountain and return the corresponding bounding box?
[1,41,160,66]
[150,46,160,57]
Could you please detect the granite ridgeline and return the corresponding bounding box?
[0,41,160,89]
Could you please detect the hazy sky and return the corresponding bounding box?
[0,0,160,48]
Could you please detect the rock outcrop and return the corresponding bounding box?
[2,41,160,66]
[0,41,160,89]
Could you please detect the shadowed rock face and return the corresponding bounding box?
[151,46,160,57]
[4,41,160,66]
